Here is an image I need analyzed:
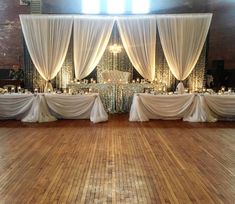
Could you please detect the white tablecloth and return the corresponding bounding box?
[204,94,235,120]
[45,94,108,123]
[130,93,235,122]
[183,94,217,122]
[0,94,34,120]
[0,93,108,123]
[130,93,195,121]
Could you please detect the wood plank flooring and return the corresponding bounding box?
[0,114,234,203]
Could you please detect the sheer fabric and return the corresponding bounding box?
[157,14,212,93]
[0,93,107,123]
[183,94,217,122]
[20,15,73,91]
[73,16,114,80]
[45,94,108,123]
[204,95,235,118]
[0,94,34,120]
[117,16,156,81]
[22,94,57,123]
[129,93,195,121]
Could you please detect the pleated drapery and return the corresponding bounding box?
[117,16,157,81]
[157,14,212,93]
[73,16,115,80]
[20,15,73,91]
[20,14,212,91]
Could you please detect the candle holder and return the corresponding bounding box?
[11,87,15,94]
[17,86,21,93]
[221,86,225,94]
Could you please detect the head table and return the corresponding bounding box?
[130,93,235,122]
[0,93,108,123]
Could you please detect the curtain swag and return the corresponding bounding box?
[20,14,212,88]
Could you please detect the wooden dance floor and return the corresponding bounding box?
[0,114,234,203]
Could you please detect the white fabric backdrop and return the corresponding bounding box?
[73,16,115,80]
[20,15,73,91]
[20,14,213,91]
[117,16,157,81]
[157,14,212,93]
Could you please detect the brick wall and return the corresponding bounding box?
[0,0,29,67]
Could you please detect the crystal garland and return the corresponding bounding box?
[67,83,154,113]
[56,39,74,89]
[187,44,206,91]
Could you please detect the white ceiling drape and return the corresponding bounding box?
[157,14,212,93]
[73,16,115,80]
[117,16,157,81]
[20,15,73,91]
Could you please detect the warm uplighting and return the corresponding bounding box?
[107,0,125,14]
[132,0,150,14]
[82,0,100,14]
[109,44,122,54]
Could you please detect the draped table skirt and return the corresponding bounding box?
[0,93,108,123]
[129,93,235,122]
[1,93,234,123]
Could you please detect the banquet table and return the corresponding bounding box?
[130,93,235,122]
[203,94,235,121]
[0,93,108,123]
[0,94,34,120]
[129,93,195,121]
[67,83,154,113]
[44,94,108,123]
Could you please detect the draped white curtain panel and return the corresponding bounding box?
[20,14,212,88]
[117,16,156,81]
[157,14,212,93]
[73,16,115,80]
[20,15,73,91]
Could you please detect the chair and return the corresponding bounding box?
[101,70,131,84]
